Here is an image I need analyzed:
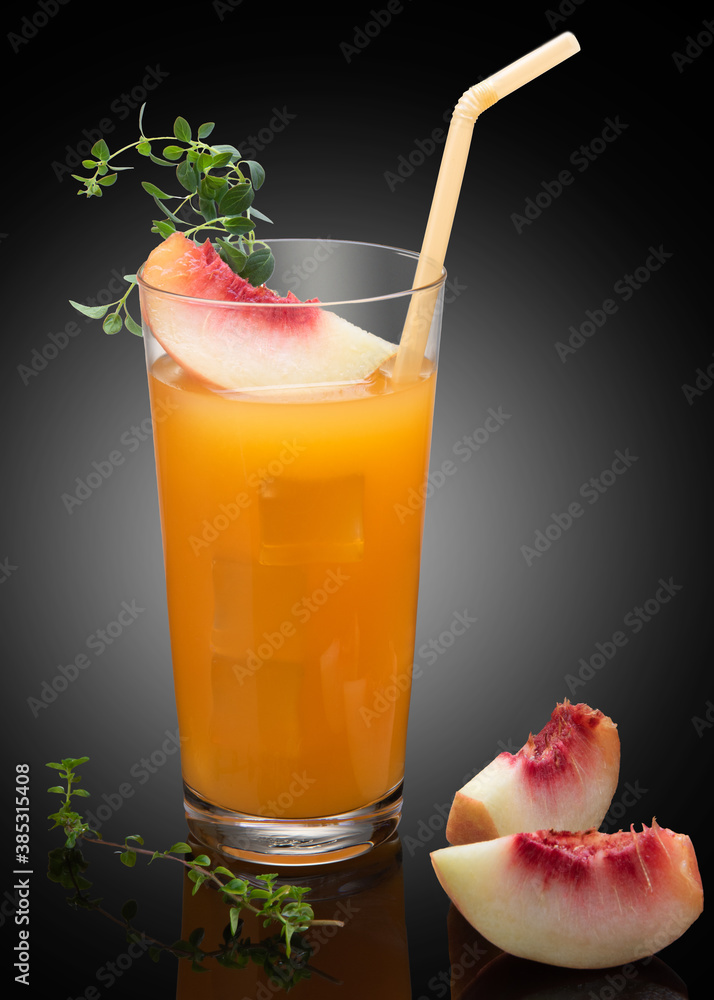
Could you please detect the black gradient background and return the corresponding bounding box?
[1,1,711,997]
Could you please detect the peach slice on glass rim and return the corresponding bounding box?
[446,700,620,844]
[139,232,396,390]
[431,822,703,969]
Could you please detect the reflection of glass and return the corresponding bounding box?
[176,833,411,998]
[446,904,689,1000]
[140,240,444,861]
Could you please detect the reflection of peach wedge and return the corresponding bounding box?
[446,903,502,1000]
[446,700,620,844]
[431,822,703,969]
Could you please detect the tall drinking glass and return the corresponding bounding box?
[138,239,445,862]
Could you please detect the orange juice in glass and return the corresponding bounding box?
[139,239,444,861]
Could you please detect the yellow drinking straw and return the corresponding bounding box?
[393,32,581,383]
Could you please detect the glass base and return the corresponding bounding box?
[184,781,403,865]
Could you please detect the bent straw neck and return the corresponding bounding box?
[452,79,500,123]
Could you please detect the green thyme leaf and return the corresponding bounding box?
[102,313,123,335]
[216,238,247,274]
[124,312,142,337]
[209,150,233,170]
[176,159,198,193]
[167,842,192,854]
[152,220,176,239]
[241,248,274,286]
[243,159,265,190]
[198,197,218,222]
[223,216,255,235]
[69,300,109,319]
[141,181,172,199]
[248,206,273,224]
[91,139,110,160]
[213,143,240,160]
[148,152,174,167]
[173,116,192,143]
[220,182,254,215]
[198,121,215,139]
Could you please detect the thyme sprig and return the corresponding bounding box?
[47,758,343,960]
[68,107,275,336]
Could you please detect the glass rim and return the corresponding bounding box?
[136,237,447,308]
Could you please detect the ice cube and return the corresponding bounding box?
[211,557,308,659]
[210,558,254,656]
[259,475,364,565]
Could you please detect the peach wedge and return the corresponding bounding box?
[431,822,703,969]
[446,700,620,844]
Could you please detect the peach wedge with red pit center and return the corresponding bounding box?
[446,700,620,844]
[431,822,703,969]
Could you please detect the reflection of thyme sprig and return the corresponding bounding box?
[46,758,343,965]
[68,105,275,337]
